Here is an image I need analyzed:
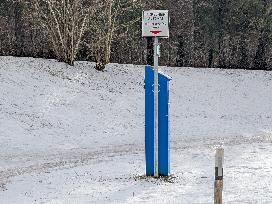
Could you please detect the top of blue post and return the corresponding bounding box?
[145,65,172,82]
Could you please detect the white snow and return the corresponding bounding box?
[0,56,272,203]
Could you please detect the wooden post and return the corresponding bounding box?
[214,148,224,204]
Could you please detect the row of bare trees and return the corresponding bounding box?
[0,0,162,69]
[32,0,154,68]
[0,0,272,69]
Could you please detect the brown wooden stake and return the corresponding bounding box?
[214,148,224,204]
[214,180,223,204]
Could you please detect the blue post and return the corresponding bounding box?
[158,73,171,176]
[145,66,154,176]
[145,65,171,176]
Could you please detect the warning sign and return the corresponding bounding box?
[142,10,169,38]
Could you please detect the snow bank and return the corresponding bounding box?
[1,57,272,203]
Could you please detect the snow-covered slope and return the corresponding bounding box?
[1,56,272,203]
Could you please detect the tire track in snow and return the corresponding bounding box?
[1,133,272,190]
[171,133,272,150]
[0,144,143,190]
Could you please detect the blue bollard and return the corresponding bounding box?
[145,66,154,176]
[144,65,172,176]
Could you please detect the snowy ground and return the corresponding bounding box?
[1,56,272,203]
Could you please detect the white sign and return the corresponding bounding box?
[142,10,169,38]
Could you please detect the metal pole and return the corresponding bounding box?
[154,36,159,178]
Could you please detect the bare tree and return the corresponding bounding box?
[33,0,97,65]
[86,0,147,70]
